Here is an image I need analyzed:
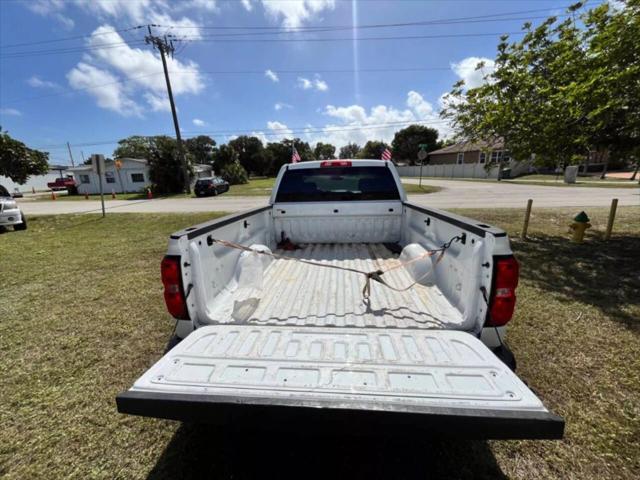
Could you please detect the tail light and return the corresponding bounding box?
[487,256,519,326]
[321,160,352,167]
[161,255,190,320]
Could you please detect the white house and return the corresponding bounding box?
[67,158,214,194]
[68,158,150,194]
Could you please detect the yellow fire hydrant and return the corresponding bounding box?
[570,211,591,243]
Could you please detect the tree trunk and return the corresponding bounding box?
[599,149,609,180]
[630,160,639,181]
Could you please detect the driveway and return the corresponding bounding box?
[18,179,638,215]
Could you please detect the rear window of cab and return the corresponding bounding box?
[275,166,400,202]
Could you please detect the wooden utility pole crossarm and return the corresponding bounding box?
[145,26,191,194]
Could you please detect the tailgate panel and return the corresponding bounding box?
[117,326,564,439]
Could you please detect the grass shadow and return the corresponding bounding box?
[513,233,640,332]
[147,423,507,480]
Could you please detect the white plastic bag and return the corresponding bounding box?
[399,243,437,286]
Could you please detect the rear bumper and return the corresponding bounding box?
[116,390,564,440]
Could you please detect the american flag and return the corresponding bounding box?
[291,147,301,163]
[381,148,392,161]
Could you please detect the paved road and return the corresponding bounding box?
[18,179,638,215]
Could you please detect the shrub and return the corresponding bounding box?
[220,162,249,185]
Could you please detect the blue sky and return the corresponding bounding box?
[0,0,593,164]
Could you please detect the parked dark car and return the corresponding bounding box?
[194,177,230,197]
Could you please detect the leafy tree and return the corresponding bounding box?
[578,0,640,177]
[339,142,360,159]
[283,138,314,162]
[441,1,640,178]
[147,136,192,194]
[228,136,266,175]
[357,140,390,160]
[0,128,49,184]
[185,135,216,166]
[313,142,336,160]
[213,144,238,174]
[263,142,290,175]
[113,136,152,159]
[220,162,249,185]
[391,125,440,164]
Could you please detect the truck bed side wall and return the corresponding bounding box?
[401,203,506,333]
[169,207,274,325]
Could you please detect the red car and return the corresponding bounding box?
[47,176,77,194]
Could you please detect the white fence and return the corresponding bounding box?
[397,163,499,179]
[397,160,532,179]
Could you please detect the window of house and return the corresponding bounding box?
[457,152,464,164]
[131,173,145,183]
[105,172,115,184]
[80,174,90,184]
[490,151,503,163]
[503,151,511,163]
[479,152,486,164]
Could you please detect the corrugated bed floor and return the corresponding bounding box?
[209,243,463,329]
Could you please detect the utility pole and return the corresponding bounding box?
[145,26,191,194]
[66,142,75,167]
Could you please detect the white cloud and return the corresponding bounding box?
[54,13,75,29]
[67,62,142,117]
[73,0,154,23]
[67,25,204,114]
[186,0,218,12]
[25,0,74,28]
[267,120,293,140]
[143,92,171,112]
[26,0,65,15]
[192,118,206,126]
[297,75,328,92]
[314,78,328,91]
[0,108,22,116]
[241,0,253,11]
[274,102,292,111]
[297,77,313,90]
[259,0,336,29]
[265,69,279,82]
[451,56,495,89]
[25,1,205,32]
[27,75,60,90]
[300,91,449,149]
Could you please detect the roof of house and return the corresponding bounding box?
[430,139,504,155]
[67,157,147,172]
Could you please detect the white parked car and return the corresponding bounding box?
[0,184,27,231]
[117,160,563,439]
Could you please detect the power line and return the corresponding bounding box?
[0,30,525,59]
[176,31,526,44]
[0,5,572,51]
[0,26,144,49]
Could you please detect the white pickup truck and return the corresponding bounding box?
[117,160,564,439]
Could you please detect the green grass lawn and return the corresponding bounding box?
[1,207,638,479]
[226,177,276,196]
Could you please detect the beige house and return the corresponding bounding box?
[428,139,511,166]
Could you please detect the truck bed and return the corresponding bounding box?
[207,243,464,329]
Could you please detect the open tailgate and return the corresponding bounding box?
[117,326,563,439]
